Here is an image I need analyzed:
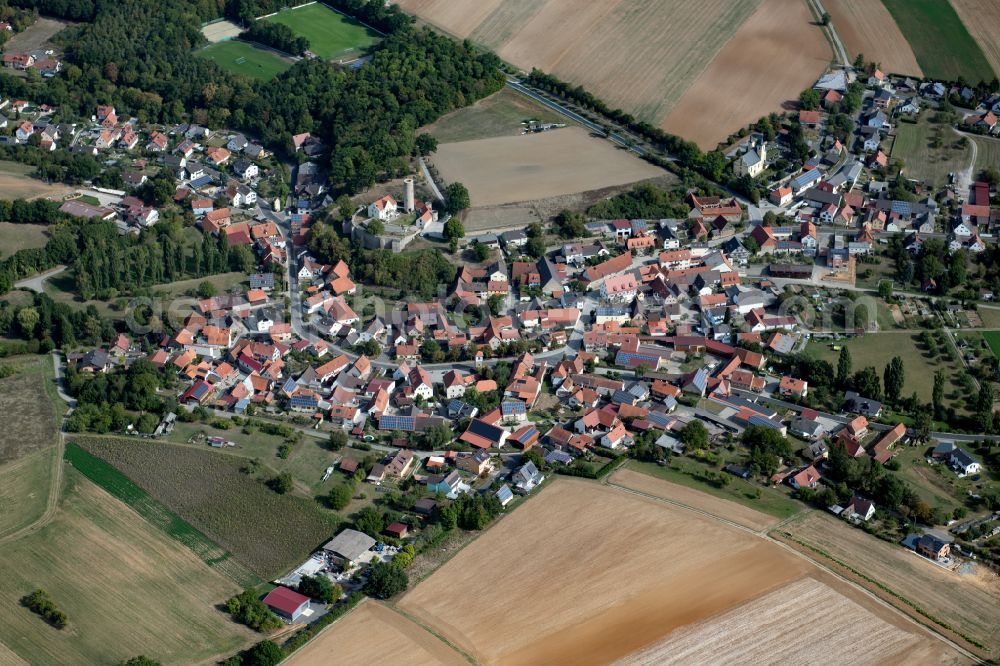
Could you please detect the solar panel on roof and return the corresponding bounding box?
[379,415,415,431]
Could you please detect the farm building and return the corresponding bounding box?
[263,586,311,622]
[323,528,377,568]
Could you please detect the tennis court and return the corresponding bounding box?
[264,3,380,60]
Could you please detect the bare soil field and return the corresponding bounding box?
[619,577,961,665]
[0,161,72,200]
[287,600,466,666]
[431,127,663,207]
[399,0,759,126]
[201,19,243,44]
[399,479,816,664]
[0,221,49,259]
[0,469,252,665]
[781,510,1000,656]
[825,0,922,76]
[610,467,781,531]
[462,172,677,233]
[662,0,832,149]
[951,0,1000,80]
[2,17,72,55]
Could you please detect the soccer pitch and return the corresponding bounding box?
[264,3,380,60]
[197,40,291,81]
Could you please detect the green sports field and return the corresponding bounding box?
[881,0,995,83]
[264,3,380,61]
[197,39,291,81]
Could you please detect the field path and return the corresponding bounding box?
[808,0,849,66]
[952,127,978,194]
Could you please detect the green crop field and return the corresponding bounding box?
[981,330,1000,357]
[881,0,995,83]
[77,437,340,578]
[65,441,259,587]
[264,3,380,61]
[197,39,291,81]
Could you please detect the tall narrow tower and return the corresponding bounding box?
[404,177,415,212]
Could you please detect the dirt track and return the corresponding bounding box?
[431,127,663,207]
[662,0,831,149]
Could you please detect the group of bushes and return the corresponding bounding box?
[20,589,67,629]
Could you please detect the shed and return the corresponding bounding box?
[263,586,310,622]
[323,528,376,567]
[385,522,409,539]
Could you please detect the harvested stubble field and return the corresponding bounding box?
[77,437,340,579]
[0,222,48,259]
[0,468,253,666]
[286,600,466,666]
[0,160,72,200]
[399,479,958,664]
[431,127,663,207]
[0,445,56,538]
[610,466,783,531]
[1,17,72,55]
[421,87,565,143]
[662,0,831,149]
[619,577,960,665]
[782,510,1000,656]
[951,0,1000,81]
[399,0,758,127]
[825,0,922,75]
[0,356,59,464]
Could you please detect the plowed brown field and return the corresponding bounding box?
[662,0,832,149]
[825,0,922,76]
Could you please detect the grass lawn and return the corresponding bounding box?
[881,0,995,83]
[197,39,291,81]
[264,3,380,61]
[893,445,963,517]
[149,271,246,298]
[0,221,48,259]
[0,467,253,665]
[981,330,1000,356]
[891,115,972,188]
[41,269,123,319]
[975,307,1000,329]
[628,459,801,520]
[805,331,962,404]
[971,133,1000,176]
[422,87,566,143]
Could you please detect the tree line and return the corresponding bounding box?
[241,21,308,56]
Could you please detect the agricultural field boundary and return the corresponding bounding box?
[64,440,260,588]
